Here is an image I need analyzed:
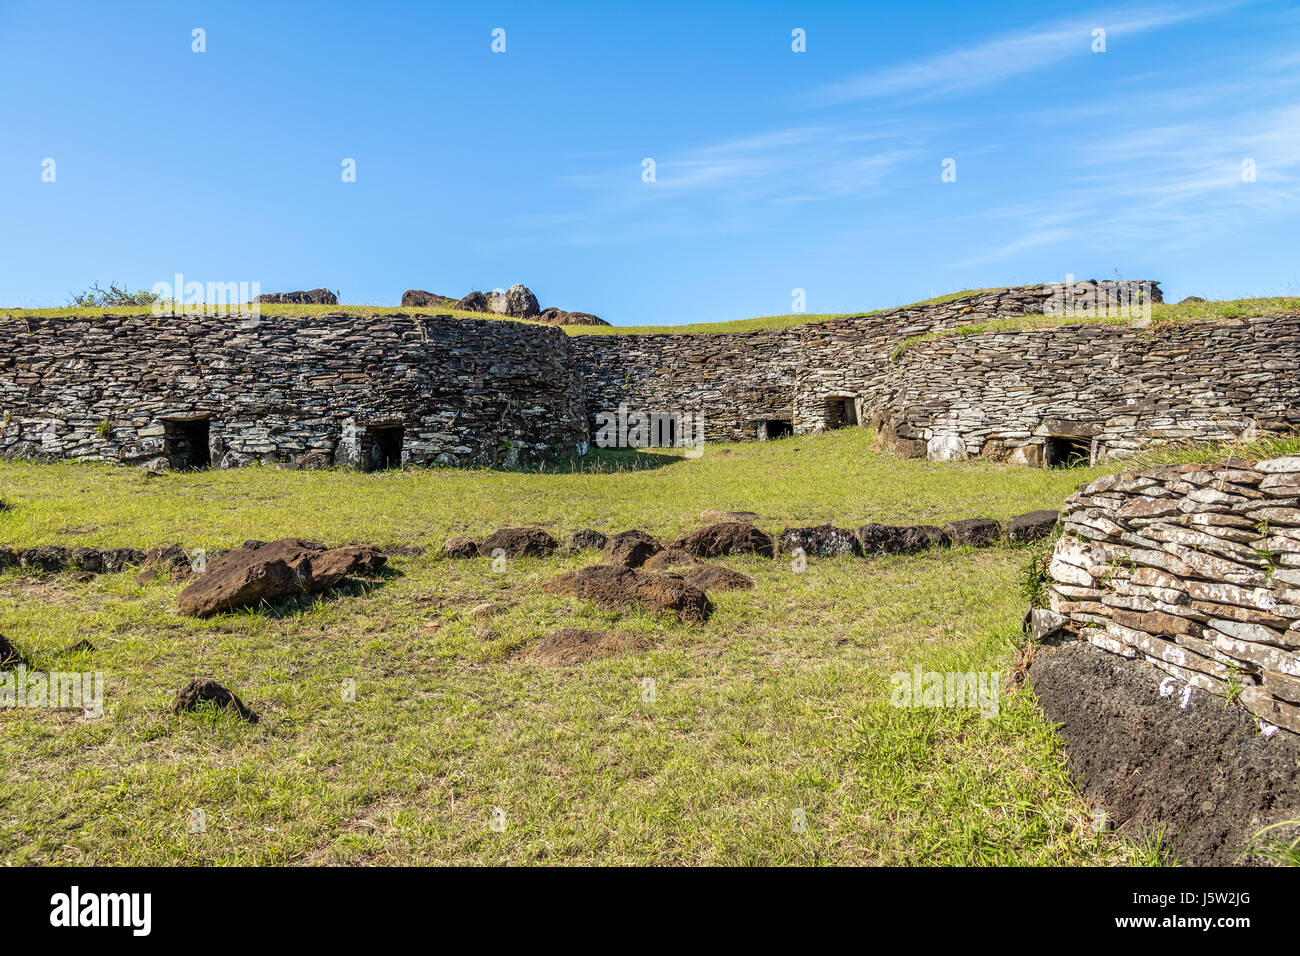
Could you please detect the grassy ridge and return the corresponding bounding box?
[0,430,1155,865]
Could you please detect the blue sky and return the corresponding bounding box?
[2,0,1298,324]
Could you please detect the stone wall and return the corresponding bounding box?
[1038,456,1300,734]
[885,316,1300,465]
[0,313,586,469]
[572,280,1161,444]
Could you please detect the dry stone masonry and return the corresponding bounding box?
[1039,456,1300,734]
[0,312,586,470]
[1,278,1295,470]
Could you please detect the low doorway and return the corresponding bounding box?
[764,419,794,440]
[361,425,404,472]
[163,417,211,469]
[1046,435,1092,468]
[825,397,859,429]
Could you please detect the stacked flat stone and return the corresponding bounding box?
[0,312,587,469]
[572,279,1164,444]
[1040,456,1300,734]
[886,315,1300,464]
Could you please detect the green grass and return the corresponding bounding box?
[0,429,1163,865]
[6,289,1295,340]
[890,296,1300,359]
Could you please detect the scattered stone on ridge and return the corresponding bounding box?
[454,291,491,312]
[254,289,337,305]
[535,307,609,327]
[401,289,455,309]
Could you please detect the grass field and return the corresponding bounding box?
[0,428,1178,865]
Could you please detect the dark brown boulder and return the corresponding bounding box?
[945,518,1004,548]
[779,525,862,558]
[176,538,386,617]
[568,529,608,551]
[168,678,259,723]
[401,289,454,308]
[454,291,491,312]
[478,527,557,558]
[602,529,663,568]
[683,564,753,592]
[857,524,950,556]
[543,565,712,622]
[1006,510,1060,543]
[535,307,610,327]
[441,536,480,559]
[524,628,650,667]
[176,542,309,616]
[19,546,68,572]
[1178,296,1206,304]
[671,522,774,558]
[308,544,386,589]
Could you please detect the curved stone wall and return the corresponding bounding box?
[0,313,586,469]
[885,315,1300,464]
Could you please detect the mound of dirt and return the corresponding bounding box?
[543,565,711,622]
[683,564,753,592]
[671,522,774,559]
[602,529,663,568]
[524,628,650,666]
[478,527,557,558]
[440,536,479,559]
[642,548,695,571]
[1030,639,1300,865]
[168,678,259,723]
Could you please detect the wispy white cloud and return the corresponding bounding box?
[807,2,1240,106]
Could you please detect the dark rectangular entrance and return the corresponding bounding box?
[826,397,858,429]
[362,425,404,471]
[764,419,794,439]
[1046,435,1091,467]
[164,417,211,469]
